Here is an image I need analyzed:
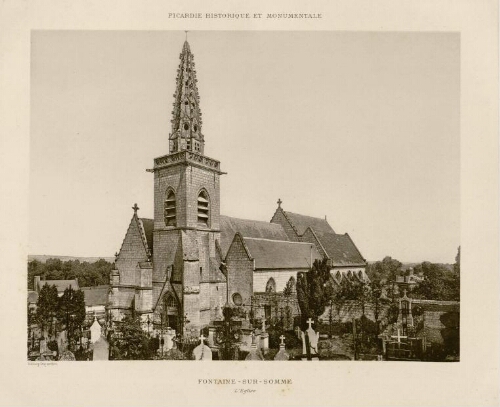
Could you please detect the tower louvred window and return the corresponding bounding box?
[165,190,177,227]
[197,191,209,226]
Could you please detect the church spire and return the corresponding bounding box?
[169,39,205,155]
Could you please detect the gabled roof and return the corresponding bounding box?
[243,237,322,269]
[283,210,335,235]
[81,285,109,307]
[139,218,154,255]
[219,215,289,257]
[38,279,79,294]
[312,230,366,266]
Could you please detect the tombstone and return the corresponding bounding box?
[59,349,76,361]
[92,336,109,361]
[39,337,47,354]
[245,332,264,361]
[192,334,212,361]
[57,331,67,354]
[260,317,269,353]
[208,326,217,347]
[90,317,102,344]
[164,328,176,351]
[215,297,224,320]
[295,326,302,340]
[301,318,319,361]
[274,335,290,361]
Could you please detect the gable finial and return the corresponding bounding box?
[277,198,282,208]
[132,203,139,214]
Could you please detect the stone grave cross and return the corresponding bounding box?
[391,328,407,343]
[306,318,314,330]
[199,333,205,344]
[279,335,286,346]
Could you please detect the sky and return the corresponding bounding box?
[29,31,460,263]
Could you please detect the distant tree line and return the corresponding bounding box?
[28,258,113,289]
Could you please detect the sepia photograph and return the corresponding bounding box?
[27,30,460,363]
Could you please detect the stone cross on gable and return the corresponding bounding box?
[306,318,314,330]
[279,335,286,346]
[277,198,282,208]
[132,203,139,214]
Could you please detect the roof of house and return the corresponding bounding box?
[243,237,322,269]
[81,285,109,307]
[139,218,154,255]
[219,215,289,257]
[283,211,335,235]
[38,279,79,293]
[313,230,366,266]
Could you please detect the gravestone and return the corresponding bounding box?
[274,335,290,361]
[92,336,109,361]
[164,328,176,351]
[245,332,264,361]
[301,318,320,361]
[260,317,269,353]
[90,317,102,344]
[192,334,212,361]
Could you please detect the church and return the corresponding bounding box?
[107,39,368,335]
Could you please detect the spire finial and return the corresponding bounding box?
[132,203,139,214]
[277,198,282,208]
[185,30,188,41]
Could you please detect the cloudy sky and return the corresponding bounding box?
[30,31,460,263]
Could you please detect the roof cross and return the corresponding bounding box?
[277,198,282,208]
[306,318,314,330]
[279,335,286,346]
[132,203,139,214]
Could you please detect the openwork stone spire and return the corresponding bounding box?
[169,40,205,155]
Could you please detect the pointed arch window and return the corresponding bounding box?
[164,189,177,227]
[265,278,276,293]
[197,190,210,227]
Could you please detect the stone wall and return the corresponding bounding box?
[253,270,301,293]
[270,209,299,241]
[226,234,254,307]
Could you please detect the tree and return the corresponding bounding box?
[412,261,459,301]
[35,284,59,336]
[57,286,86,348]
[110,314,154,360]
[297,259,332,329]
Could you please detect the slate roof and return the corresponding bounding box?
[313,230,366,266]
[219,215,289,257]
[38,279,79,294]
[283,211,335,235]
[139,218,154,254]
[81,285,109,307]
[243,237,322,269]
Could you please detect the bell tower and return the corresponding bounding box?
[169,40,205,155]
[148,37,226,334]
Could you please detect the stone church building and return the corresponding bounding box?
[108,40,368,335]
